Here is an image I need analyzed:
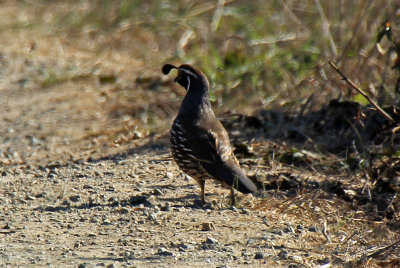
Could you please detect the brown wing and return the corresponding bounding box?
[184,112,234,166]
[181,114,257,193]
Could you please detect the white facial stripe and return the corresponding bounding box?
[186,76,191,91]
[180,69,196,77]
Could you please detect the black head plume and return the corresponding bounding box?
[162,63,208,91]
[162,64,177,75]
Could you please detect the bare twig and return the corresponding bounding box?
[249,33,308,46]
[358,238,400,262]
[315,0,337,57]
[322,219,332,243]
[377,47,391,106]
[187,0,237,18]
[337,0,373,64]
[298,94,314,120]
[328,60,395,123]
[278,0,310,35]
[211,0,225,32]
[340,230,358,245]
[392,125,400,134]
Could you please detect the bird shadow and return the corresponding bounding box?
[32,191,214,213]
[87,135,170,164]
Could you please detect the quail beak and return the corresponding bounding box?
[173,74,183,83]
[174,69,185,83]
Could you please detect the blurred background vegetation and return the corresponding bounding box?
[10,1,400,110]
[1,0,398,135]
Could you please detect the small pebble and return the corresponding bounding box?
[102,219,112,226]
[246,239,256,245]
[129,195,147,205]
[25,195,36,200]
[201,237,219,250]
[240,208,250,215]
[69,195,81,202]
[147,213,157,221]
[124,250,135,260]
[156,247,174,256]
[61,200,71,207]
[119,208,129,214]
[278,250,288,260]
[270,229,284,235]
[153,188,163,196]
[160,203,170,211]
[201,222,215,231]
[178,242,188,249]
[308,226,320,232]
[205,237,218,244]
[283,225,295,234]
[230,206,239,212]
[254,252,264,259]
[292,255,303,262]
[2,223,12,229]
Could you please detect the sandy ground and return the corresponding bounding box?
[0,52,398,268]
[0,34,305,267]
[0,41,333,267]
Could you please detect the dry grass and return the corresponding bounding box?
[253,189,400,267]
[4,1,400,112]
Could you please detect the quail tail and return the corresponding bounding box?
[203,159,258,194]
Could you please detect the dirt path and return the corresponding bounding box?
[0,41,301,267]
[0,136,347,267]
[0,50,344,266]
[0,66,396,266]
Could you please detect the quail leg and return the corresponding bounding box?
[230,187,236,207]
[199,179,206,205]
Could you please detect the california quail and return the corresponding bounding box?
[162,63,257,205]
